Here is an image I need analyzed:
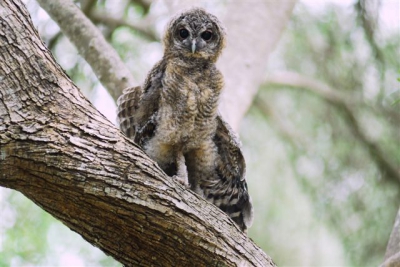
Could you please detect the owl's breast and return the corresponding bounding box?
[156,80,219,147]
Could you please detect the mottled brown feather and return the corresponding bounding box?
[117,7,253,231]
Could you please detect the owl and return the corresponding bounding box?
[117,8,253,231]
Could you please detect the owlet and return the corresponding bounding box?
[117,8,253,231]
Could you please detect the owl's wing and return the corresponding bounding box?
[213,115,254,231]
[117,61,165,146]
[117,86,142,140]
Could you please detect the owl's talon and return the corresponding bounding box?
[172,175,190,188]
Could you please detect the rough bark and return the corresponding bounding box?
[0,1,274,266]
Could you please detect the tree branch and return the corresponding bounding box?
[354,0,386,72]
[0,0,274,266]
[382,206,400,267]
[80,0,97,15]
[264,71,400,184]
[36,0,136,101]
[89,10,159,42]
[264,71,347,104]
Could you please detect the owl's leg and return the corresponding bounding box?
[145,141,175,174]
[173,151,189,187]
[145,140,189,187]
[185,139,219,197]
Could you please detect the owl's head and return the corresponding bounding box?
[163,8,226,63]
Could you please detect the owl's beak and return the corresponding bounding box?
[191,39,197,54]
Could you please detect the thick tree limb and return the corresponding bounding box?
[263,71,400,185]
[0,1,274,266]
[36,0,136,101]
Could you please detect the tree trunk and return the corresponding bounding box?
[0,1,274,266]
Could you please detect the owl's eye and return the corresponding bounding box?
[201,30,213,41]
[179,29,189,39]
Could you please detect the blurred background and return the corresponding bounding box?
[0,0,399,266]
